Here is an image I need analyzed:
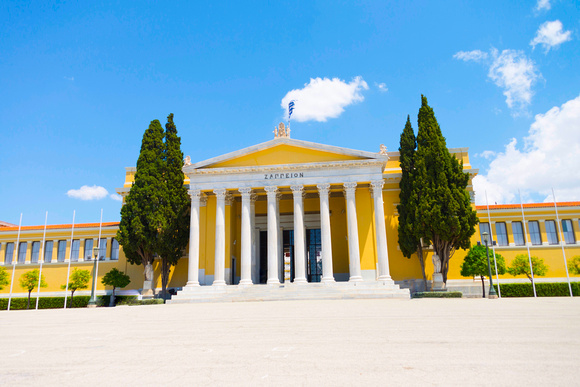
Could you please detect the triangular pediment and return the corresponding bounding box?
[189,138,385,170]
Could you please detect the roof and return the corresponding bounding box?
[0,222,119,232]
[476,201,580,211]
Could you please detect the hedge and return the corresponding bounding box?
[412,291,463,298]
[493,282,580,297]
[0,295,139,310]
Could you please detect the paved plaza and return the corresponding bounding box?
[1,297,579,386]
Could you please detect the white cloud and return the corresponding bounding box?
[453,50,488,62]
[535,0,551,11]
[473,95,580,205]
[488,48,540,113]
[281,76,369,122]
[375,82,388,92]
[530,20,572,52]
[67,185,109,201]
[110,193,123,202]
[64,76,74,81]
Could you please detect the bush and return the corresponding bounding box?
[116,298,164,306]
[493,282,580,297]
[0,295,139,310]
[412,291,463,298]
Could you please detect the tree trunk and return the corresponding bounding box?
[480,275,485,298]
[110,287,116,307]
[27,290,31,309]
[70,290,75,307]
[161,258,170,301]
[416,245,427,291]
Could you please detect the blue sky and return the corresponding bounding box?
[1,0,579,226]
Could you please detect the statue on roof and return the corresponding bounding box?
[379,144,388,155]
[184,156,192,166]
[274,122,290,139]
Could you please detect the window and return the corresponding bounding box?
[31,241,40,263]
[44,241,53,263]
[495,222,509,246]
[111,238,119,260]
[84,239,94,260]
[529,221,542,245]
[5,242,14,264]
[545,220,558,245]
[71,239,80,262]
[562,220,576,244]
[98,238,107,260]
[479,222,491,244]
[512,222,525,246]
[57,240,67,262]
[18,242,27,263]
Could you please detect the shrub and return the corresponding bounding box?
[493,282,580,297]
[568,256,580,275]
[412,291,463,298]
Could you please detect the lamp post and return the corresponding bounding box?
[482,232,498,299]
[87,246,99,307]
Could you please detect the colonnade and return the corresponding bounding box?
[185,180,392,287]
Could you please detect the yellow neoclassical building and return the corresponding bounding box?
[1,125,579,299]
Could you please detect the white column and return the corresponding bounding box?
[265,186,280,285]
[250,193,258,284]
[186,189,202,287]
[371,180,392,281]
[291,185,307,284]
[213,189,227,286]
[277,193,283,283]
[238,188,253,286]
[317,183,335,283]
[344,183,363,282]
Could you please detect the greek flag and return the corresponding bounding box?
[288,101,295,121]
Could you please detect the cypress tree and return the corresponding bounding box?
[117,119,167,295]
[397,115,427,290]
[157,114,190,300]
[414,95,478,283]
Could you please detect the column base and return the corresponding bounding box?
[185,281,200,287]
[321,277,335,283]
[349,276,363,282]
[293,277,308,284]
[212,280,226,286]
[267,279,280,285]
[377,275,393,282]
[238,279,253,286]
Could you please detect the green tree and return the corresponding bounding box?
[157,113,190,300]
[0,266,9,290]
[117,119,168,297]
[460,245,506,297]
[101,268,131,306]
[397,115,428,290]
[413,95,478,283]
[568,256,580,275]
[507,254,549,282]
[19,269,47,309]
[61,268,90,306]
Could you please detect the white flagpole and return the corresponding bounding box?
[63,210,76,309]
[552,188,573,297]
[93,209,104,301]
[485,191,501,298]
[35,211,48,310]
[7,214,23,311]
[519,190,536,297]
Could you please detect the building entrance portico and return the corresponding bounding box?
[173,125,409,301]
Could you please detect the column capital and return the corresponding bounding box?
[238,187,253,198]
[317,183,331,195]
[343,182,357,195]
[213,188,227,199]
[264,185,278,196]
[188,189,203,200]
[291,185,304,194]
[370,180,384,196]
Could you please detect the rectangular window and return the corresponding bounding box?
[70,239,80,262]
[479,222,491,244]
[31,241,40,263]
[18,242,27,263]
[529,221,542,245]
[545,220,558,245]
[5,242,14,264]
[495,222,509,246]
[562,220,576,244]
[512,222,525,246]
[84,239,94,260]
[57,240,67,262]
[111,238,119,260]
[44,241,53,263]
[99,238,107,260]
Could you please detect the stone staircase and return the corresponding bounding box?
[167,281,410,303]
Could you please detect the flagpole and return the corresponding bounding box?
[552,188,573,297]
[63,210,76,309]
[518,190,536,297]
[93,209,104,300]
[35,211,48,310]
[7,213,23,311]
[485,191,501,298]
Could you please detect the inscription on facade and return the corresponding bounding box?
[264,172,304,180]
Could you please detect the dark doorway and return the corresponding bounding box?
[283,230,294,282]
[259,231,268,284]
[306,229,322,282]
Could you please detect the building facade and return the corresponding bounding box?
[1,126,579,298]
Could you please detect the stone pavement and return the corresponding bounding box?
[1,298,578,386]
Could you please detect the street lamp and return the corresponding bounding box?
[87,246,99,307]
[482,232,498,299]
